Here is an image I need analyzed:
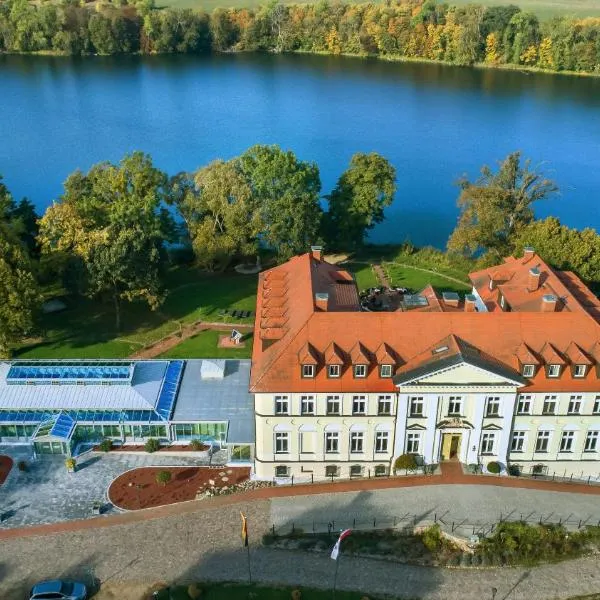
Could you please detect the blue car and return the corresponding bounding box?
[29,580,87,600]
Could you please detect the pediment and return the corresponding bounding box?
[408,362,521,386]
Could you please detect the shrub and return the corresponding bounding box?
[421,524,442,552]
[145,438,161,453]
[65,458,76,471]
[291,591,302,600]
[486,461,501,474]
[187,582,202,599]
[467,463,480,474]
[99,439,113,453]
[189,439,204,451]
[156,470,172,486]
[17,460,28,472]
[508,464,521,476]
[394,453,418,472]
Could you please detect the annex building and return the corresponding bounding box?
[251,247,600,480]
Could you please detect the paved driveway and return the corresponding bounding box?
[0,447,223,529]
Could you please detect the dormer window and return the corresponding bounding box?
[328,364,341,378]
[574,364,587,378]
[301,364,315,378]
[354,364,367,378]
[380,364,392,378]
[547,364,561,378]
[522,364,535,378]
[499,295,506,310]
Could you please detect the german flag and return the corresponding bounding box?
[240,512,249,547]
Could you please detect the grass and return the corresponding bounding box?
[384,263,471,295]
[155,581,393,599]
[158,329,254,359]
[343,261,379,291]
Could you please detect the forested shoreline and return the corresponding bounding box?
[1,0,600,75]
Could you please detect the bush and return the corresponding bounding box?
[99,439,113,453]
[156,470,172,486]
[467,463,480,474]
[421,524,442,552]
[65,458,76,471]
[486,461,501,474]
[17,460,28,472]
[508,464,521,476]
[189,439,205,451]
[145,438,161,453]
[187,582,202,599]
[291,591,302,600]
[394,453,418,472]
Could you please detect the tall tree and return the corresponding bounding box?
[238,144,322,261]
[447,151,558,260]
[324,152,396,251]
[38,152,174,330]
[0,175,39,256]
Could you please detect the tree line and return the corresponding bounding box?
[1,0,600,75]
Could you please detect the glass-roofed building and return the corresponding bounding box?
[0,359,254,460]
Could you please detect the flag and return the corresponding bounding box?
[330,529,352,560]
[240,512,249,547]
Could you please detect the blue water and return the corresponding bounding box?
[1,53,599,247]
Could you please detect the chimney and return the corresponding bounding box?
[542,294,557,312]
[523,246,535,262]
[315,292,329,311]
[311,245,323,262]
[528,267,541,292]
[465,294,477,312]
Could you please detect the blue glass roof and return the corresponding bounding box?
[8,363,132,381]
[155,361,184,420]
[50,412,76,440]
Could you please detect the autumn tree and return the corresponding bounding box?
[237,145,322,261]
[447,152,558,261]
[38,152,174,330]
[323,152,396,251]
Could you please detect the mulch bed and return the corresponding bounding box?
[108,466,251,510]
[0,455,14,486]
[93,443,210,453]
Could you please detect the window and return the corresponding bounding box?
[568,395,582,415]
[326,395,341,415]
[409,396,424,417]
[274,395,289,415]
[485,397,500,417]
[350,464,363,477]
[547,364,561,378]
[354,364,367,378]
[274,432,289,454]
[328,364,341,378]
[374,464,388,477]
[375,431,389,453]
[350,431,364,453]
[594,396,600,415]
[448,396,462,416]
[574,364,587,378]
[275,465,289,477]
[352,395,367,415]
[511,431,526,452]
[585,431,599,452]
[325,431,339,453]
[325,465,339,478]
[380,364,393,378]
[406,432,421,454]
[536,430,550,452]
[517,395,532,415]
[300,395,315,415]
[522,364,535,377]
[301,364,315,378]
[542,395,557,415]
[481,432,495,455]
[377,395,392,415]
[560,431,575,452]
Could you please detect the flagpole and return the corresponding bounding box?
[246,543,252,584]
[332,553,340,600]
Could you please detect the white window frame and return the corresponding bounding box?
[325,431,339,454]
[352,395,367,415]
[377,395,392,415]
[328,364,341,378]
[300,395,315,415]
[594,396,600,415]
[375,431,389,453]
[274,432,289,454]
[574,364,587,378]
[274,395,289,415]
[353,364,367,378]
[380,364,393,378]
[485,396,500,417]
[568,395,582,415]
[585,431,599,452]
[480,432,495,455]
[511,431,526,452]
[542,395,557,415]
[301,364,315,378]
[522,364,535,377]
[448,396,462,416]
[535,430,550,453]
[560,431,575,452]
[350,431,364,453]
[547,364,561,378]
[516,395,532,415]
[409,396,424,417]
[406,432,421,454]
[326,395,341,415]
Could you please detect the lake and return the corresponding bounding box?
[1,53,599,247]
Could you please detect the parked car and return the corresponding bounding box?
[29,580,87,600]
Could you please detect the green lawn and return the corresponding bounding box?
[343,261,379,292]
[156,581,393,600]
[16,266,258,359]
[158,329,253,359]
[384,263,471,295]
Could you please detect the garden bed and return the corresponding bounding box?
[94,442,210,453]
[108,466,251,510]
[0,455,13,485]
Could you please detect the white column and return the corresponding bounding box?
[423,394,439,464]
[393,393,408,457]
[467,393,486,464]
[496,392,517,465]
